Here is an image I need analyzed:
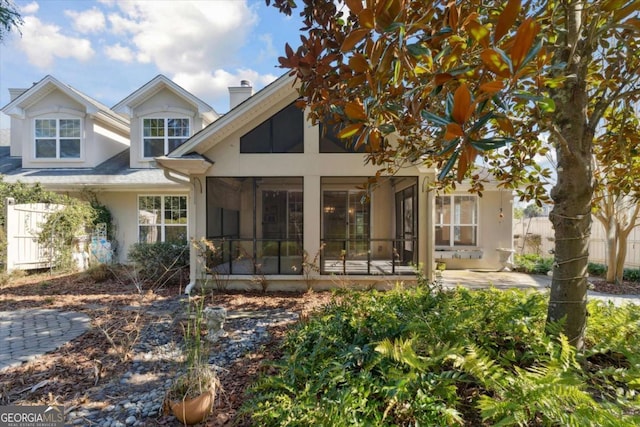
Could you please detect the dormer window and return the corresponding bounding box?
[35,118,81,159]
[142,118,190,157]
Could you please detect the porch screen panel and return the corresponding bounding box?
[206,177,303,275]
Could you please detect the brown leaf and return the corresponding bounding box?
[434,73,454,86]
[511,18,539,69]
[457,144,478,182]
[341,28,370,52]
[480,80,505,93]
[345,0,364,15]
[448,1,459,30]
[337,123,364,139]
[349,53,370,73]
[481,48,510,77]
[495,0,521,42]
[359,8,375,29]
[445,122,465,140]
[452,84,472,125]
[466,18,490,49]
[345,100,367,121]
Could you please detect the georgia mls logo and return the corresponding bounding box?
[0,405,64,427]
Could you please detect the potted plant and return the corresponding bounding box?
[164,292,221,425]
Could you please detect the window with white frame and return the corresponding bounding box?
[35,118,81,159]
[142,118,190,158]
[138,195,188,244]
[435,195,478,247]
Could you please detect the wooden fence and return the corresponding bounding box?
[514,216,640,268]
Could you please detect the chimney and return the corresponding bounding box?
[228,80,253,110]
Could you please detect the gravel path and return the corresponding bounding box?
[66,298,298,426]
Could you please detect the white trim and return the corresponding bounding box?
[27,106,85,118]
[137,194,189,244]
[33,117,84,161]
[435,194,479,248]
[140,116,192,160]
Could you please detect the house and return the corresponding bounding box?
[1,73,514,289]
[0,74,217,263]
[154,73,514,290]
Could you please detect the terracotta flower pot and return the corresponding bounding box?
[170,389,214,425]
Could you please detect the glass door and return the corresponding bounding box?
[395,185,417,264]
[323,190,370,260]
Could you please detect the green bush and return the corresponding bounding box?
[588,262,607,277]
[128,242,189,286]
[623,268,640,282]
[243,285,640,426]
[513,253,553,274]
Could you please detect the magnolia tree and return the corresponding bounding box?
[269,0,640,348]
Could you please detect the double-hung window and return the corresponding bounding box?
[35,118,81,159]
[142,118,190,158]
[435,195,478,247]
[138,195,188,244]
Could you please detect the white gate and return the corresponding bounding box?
[5,198,64,271]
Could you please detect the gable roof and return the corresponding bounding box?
[0,147,186,191]
[1,75,129,133]
[168,72,298,157]
[112,74,219,122]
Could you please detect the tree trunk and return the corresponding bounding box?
[548,156,592,349]
[546,0,594,350]
[615,227,631,285]
[605,215,618,283]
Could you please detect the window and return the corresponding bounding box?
[240,103,303,153]
[138,195,187,243]
[435,195,478,247]
[35,118,81,159]
[319,122,367,153]
[142,118,190,157]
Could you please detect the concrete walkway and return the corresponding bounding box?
[441,269,639,306]
[0,308,91,372]
[0,271,637,373]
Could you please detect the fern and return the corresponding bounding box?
[473,335,631,426]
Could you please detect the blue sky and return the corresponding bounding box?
[0,0,305,128]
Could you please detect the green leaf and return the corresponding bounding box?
[538,97,556,113]
[422,110,452,126]
[438,138,460,155]
[469,112,495,133]
[470,137,515,151]
[438,149,460,181]
[494,46,513,75]
[407,43,431,57]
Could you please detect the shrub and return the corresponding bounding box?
[244,285,640,426]
[588,262,607,277]
[513,254,553,274]
[128,242,189,287]
[623,268,640,282]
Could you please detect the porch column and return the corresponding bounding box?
[188,175,204,291]
[419,175,434,281]
[304,175,321,261]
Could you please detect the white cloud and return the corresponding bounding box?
[19,2,39,15]
[18,16,94,69]
[173,69,279,112]
[106,1,258,75]
[256,34,277,63]
[104,43,134,62]
[65,7,106,34]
